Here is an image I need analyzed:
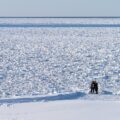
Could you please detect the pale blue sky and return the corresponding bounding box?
[0,0,119,17]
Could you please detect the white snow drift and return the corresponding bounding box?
[0,99,120,120]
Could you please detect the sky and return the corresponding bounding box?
[0,0,120,17]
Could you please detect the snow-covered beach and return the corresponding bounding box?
[0,95,120,120]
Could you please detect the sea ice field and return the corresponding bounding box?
[0,18,120,98]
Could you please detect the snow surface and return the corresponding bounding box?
[0,98,120,120]
[0,92,120,120]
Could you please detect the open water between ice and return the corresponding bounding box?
[0,24,120,28]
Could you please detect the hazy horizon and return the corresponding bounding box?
[0,0,120,17]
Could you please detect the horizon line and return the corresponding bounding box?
[0,16,120,18]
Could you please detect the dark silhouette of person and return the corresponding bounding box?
[90,81,98,94]
[94,81,98,94]
[90,81,95,93]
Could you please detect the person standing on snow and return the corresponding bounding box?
[94,81,98,94]
[90,81,98,94]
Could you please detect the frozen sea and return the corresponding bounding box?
[0,17,120,98]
